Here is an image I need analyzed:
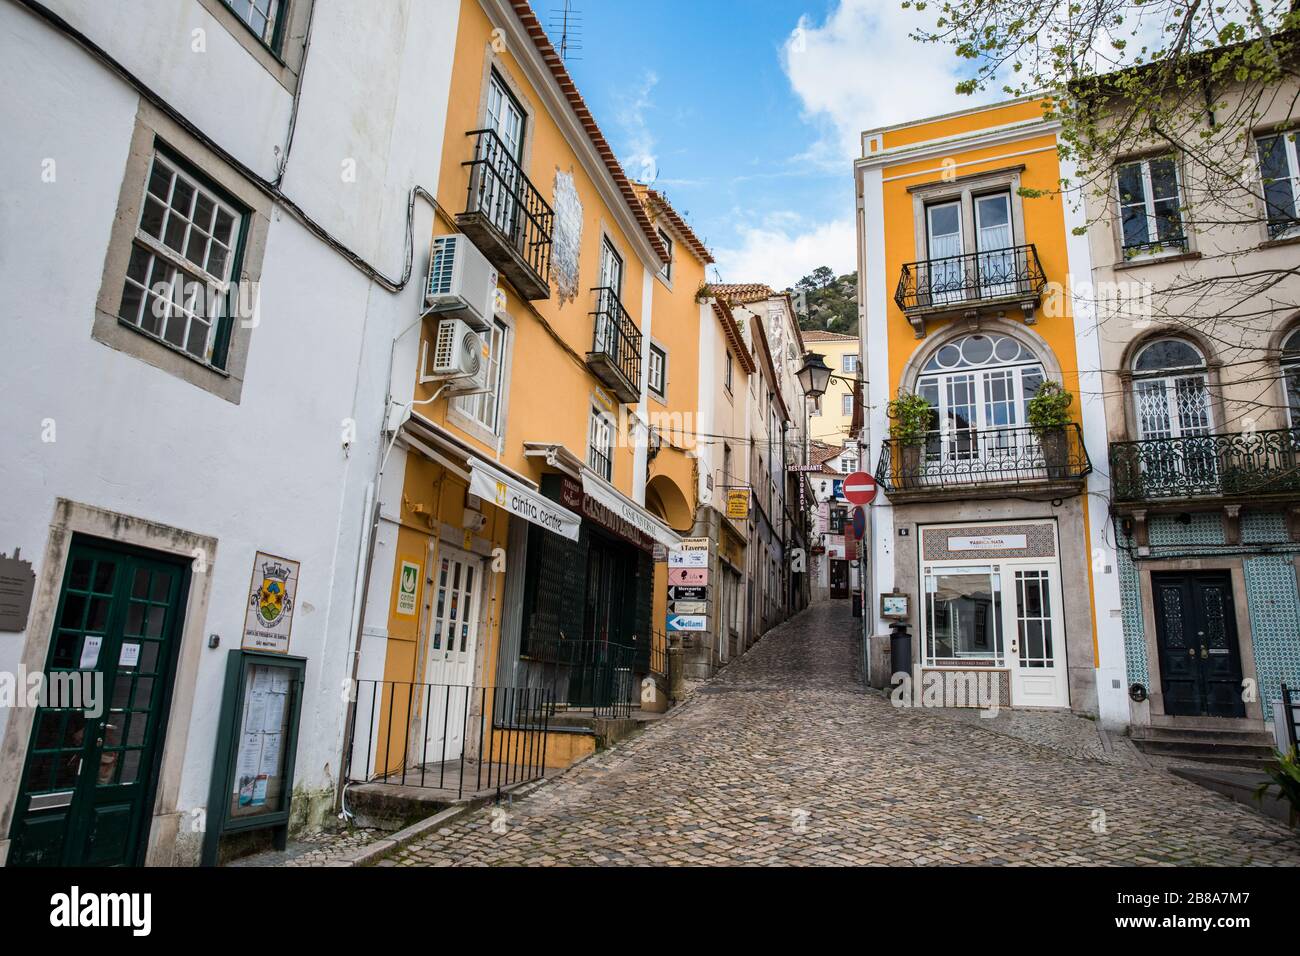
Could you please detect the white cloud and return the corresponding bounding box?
[782,0,988,166]
[713,217,856,290]
[615,70,660,183]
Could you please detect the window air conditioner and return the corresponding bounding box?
[427,318,492,393]
[425,235,497,332]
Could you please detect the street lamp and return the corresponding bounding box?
[796,351,833,400]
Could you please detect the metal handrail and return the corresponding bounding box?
[345,680,551,797]
[463,128,554,283]
[589,286,642,395]
[894,243,1047,312]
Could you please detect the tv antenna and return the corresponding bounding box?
[548,2,583,62]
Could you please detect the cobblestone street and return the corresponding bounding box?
[344,602,1300,867]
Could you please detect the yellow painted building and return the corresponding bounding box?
[855,97,1109,715]
[353,0,690,782]
[804,330,861,447]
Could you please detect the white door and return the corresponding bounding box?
[414,543,484,764]
[926,201,964,303]
[1004,564,1069,708]
[974,192,1014,295]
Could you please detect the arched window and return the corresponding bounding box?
[916,334,1045,458]
[1131,338,1213,440]
[1281,328,1300,427]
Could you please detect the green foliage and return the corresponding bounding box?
[887,390,933,445]
[1256,747,1300,826]
[792,267,859,335]
[1026,380,1074,431]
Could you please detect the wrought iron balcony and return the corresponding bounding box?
[457,128,554,300]
[894,244,1047,336]
[1109,427,1300,503]
[587,287,642,404]
[875,424,1091,497]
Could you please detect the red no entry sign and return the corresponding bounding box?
[843,471,878,506]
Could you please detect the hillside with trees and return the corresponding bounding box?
[790,267,858,335]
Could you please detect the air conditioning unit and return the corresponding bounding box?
[426,318,492,393]
[425,235,497,332]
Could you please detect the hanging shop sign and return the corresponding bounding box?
[668,538,710,569]
[472,459,581,542]
[670,601,708,616]
[669,568,709,587]
[668,585,708,602]
[242,552,301,655]
[667,614,708,632]
[725,488,752,520]
[201,651,306,866]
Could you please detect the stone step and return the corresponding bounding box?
[1133,740,1279,770]
[1133,726,1276,747]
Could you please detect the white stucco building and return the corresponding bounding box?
[0,0,459,865]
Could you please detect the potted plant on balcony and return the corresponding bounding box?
[886,390,932,488]
[1028,381,1074,480]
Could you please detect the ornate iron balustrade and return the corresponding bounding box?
[875,423,1091,493]
[460,128,554,300]
[587,287,643,403]
[1109,427,1300,503]
[894,243,1046,314]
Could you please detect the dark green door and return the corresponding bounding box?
[1152,571,1246,719]
[7,538,189,867]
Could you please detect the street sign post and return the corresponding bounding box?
[667,614,708,632]
[843,471,878,506]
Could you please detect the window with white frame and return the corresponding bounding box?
[1116,156,1188,258]
[453,318,509,434]
[1281,328,1300,427]
[587,406,614,481]
[648,343,667,400]
[841,394,853,417]
[725,351,734,392]
[843,354,859,374]
[658,228,673,281]
[1256,129,1300,240]
[117,150,246,369]
[223,0,284,49]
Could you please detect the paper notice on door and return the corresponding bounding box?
[79,635,102,669]
[118,642,141,668]
[252,775,269,807]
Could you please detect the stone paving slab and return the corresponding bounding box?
[295,603,1299,867]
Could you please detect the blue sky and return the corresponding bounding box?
[553,0,981,288]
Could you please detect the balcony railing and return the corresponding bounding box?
[587,287,642,403]
[1109,427,1300,503]
[894,244,1047,329]
[875,423,1091,494]
[458,128,554,300]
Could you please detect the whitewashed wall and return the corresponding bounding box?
[0,0,460,862]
